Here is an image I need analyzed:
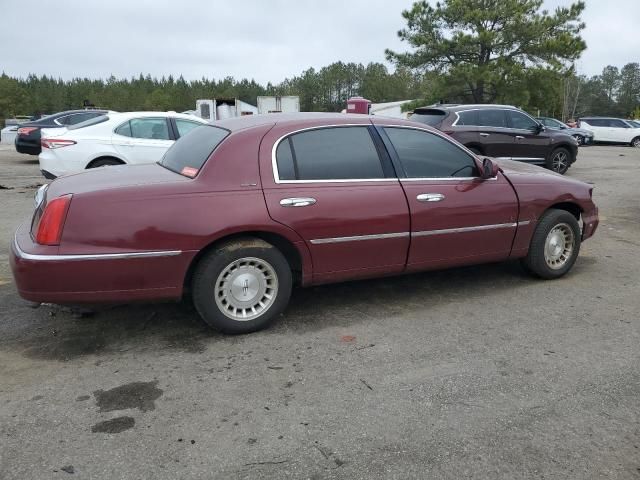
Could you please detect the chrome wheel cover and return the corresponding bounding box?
[552,151,569,172]
[574,135,583,145]
[544,223,575,270]
[633,138,640,148]
[215,257,278,321]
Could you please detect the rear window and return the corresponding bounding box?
[159,125,229,177]
[68,115,109,130]
[410,109,447,126]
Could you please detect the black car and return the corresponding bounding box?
[410,104,579,174]
[15,109,109,155]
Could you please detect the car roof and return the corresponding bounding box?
[213,112,376,132]
[414,104,517,113]
[107,111,208,121]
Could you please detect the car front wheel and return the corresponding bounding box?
[547,147,571,175]
[521,209,581,279]
[192,238,292,334]
[631,136,640,148]
[573,134,584,145]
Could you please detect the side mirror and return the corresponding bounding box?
[481,158,499,179]
[535,123,545,134]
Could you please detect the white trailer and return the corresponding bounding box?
[195,99,258,122]
[257,96,300,114]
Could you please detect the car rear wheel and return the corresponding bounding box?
[631,137,640,148]
[573,134,584,145]
[521,209,581,279]
[87,157,123,169]
[192,238,292,334]
[546,147,571,175]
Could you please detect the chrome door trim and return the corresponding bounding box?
[412,222,517,237]
[13,235,182,262]
[309,232,409,245]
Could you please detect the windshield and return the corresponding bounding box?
[159,124,229,177]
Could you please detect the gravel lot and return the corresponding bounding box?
[0,143,639,479]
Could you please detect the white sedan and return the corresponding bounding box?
[38,111,209,178]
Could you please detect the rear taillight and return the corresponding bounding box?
[41,138,76,149]
[18,127,38,136]
[35,195,72,245]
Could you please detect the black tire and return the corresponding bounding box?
[573,134,584,146]
[631,136,640,148]
[192,238,292,334]
[521,209,581,280]
[87,157,123,169]
[546,147,571,175]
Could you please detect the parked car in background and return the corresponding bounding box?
[626,120,640,129]
[410,104,578,174]
[14,109,111,155]
[11,113,599,334]
[579,117,640,147]
[1,116,32,144]
[535,117,594,145]
[38,111,209,179]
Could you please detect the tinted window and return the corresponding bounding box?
[68,114,109,130]
[160,125,229,176]
[114,121,132,137]
[279,127,384,181]
[508,110,538,130]
[457,110,478,126]
[67,112,100,125]
[410,109,447,126]
[175,119,203,137]
[583,119,604,127]
[477,109,507,128]
[275,139,296,181]
[384,127,478,178]
[55,115,71,126]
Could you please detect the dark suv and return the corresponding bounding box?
[410,104,578,174]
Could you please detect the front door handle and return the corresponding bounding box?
[417,193,445,203]
[479,133,490,137]
[280,197,317,207]
[515,135,525,140]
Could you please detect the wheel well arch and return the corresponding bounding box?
[548,201,582,220]
[183,231,304,293]
[86,155,126,169]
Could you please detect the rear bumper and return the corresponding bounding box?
[10,223,195,304]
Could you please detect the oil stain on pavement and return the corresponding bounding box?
[91,416,136,434]
[93,380,163,413]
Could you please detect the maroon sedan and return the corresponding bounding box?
[11,113,599,333]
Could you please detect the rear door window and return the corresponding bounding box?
[159,125,229,177]
[130,118,171,140]
[384,127,478,178]
[276,126,385,181]
[175,119,204,137]
[456,110,478,126]
[507,110,539,130]
[477,109,508,128]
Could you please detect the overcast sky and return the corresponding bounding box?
[0,0,637,84]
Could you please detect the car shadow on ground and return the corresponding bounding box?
[0,259,588,362]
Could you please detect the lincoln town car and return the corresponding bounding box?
[10,113,599,333]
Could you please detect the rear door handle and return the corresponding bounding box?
[280,197,317,207]
[479,133,490,137]
[417,193,445,203]
[515,135,525,140]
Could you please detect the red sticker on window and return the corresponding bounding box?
[181,167,199,178]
